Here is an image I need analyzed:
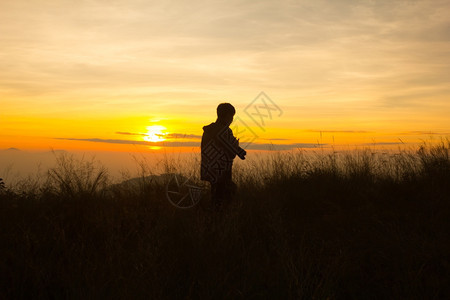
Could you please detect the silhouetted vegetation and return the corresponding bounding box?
[1,141,449,299]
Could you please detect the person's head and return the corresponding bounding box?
[216,103,235,126]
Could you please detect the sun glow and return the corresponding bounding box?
[143,125,167,142]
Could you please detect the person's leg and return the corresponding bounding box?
[210,182,221,210]
[226,180,237,200]
[220,180,236,209]
[210,175,236,211]
[214,179,237,210]
[212,181,229,211]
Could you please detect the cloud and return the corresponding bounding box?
[115,131,146,136]
[245,143,325,150]
[115,131,202,139]
[360,142,404,146]
[397,131,449,136]
[55,137,323,151]
[261,138,291,141]
[55,137,200,148]
[161,133,202,139]
[304,130,371,134]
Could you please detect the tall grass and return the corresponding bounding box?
[0,141,449,299]
[46,153,109,198]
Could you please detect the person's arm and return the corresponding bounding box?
[236,144,246,160]
[227,129,246,160]
[215,126,247,160]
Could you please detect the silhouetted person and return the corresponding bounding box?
[201,103,246,210]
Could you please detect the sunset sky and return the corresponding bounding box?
[1,0,449,153]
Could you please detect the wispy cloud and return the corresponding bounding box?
[261,138,291,141]
[115,132,146,136]
[55,137,323,150]
[397,131,450,136]
[304,130,371,134]
[115,131,202,139]
[55,137,200,148]
[162,133,202,139]
[246,143,325,151]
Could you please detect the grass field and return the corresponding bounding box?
[1,141,449,299]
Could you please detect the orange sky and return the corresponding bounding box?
[1,0,449,153]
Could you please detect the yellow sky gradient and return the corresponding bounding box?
[1,0,449,153]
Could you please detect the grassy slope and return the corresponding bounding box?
[1,141,449,299]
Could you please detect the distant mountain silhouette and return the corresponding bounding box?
[111,173,176,188]
[111,173,198,189]
[0,148,68,154]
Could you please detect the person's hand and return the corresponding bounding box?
[238,149,247,160]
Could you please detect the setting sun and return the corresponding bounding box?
[143,125,167,143]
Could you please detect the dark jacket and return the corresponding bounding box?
[200,122,244,183]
